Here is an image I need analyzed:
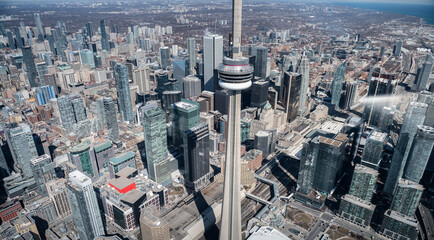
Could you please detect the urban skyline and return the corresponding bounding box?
[0,0,433,240]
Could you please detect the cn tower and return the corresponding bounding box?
[219,0,253,239]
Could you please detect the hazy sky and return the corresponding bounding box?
[330,0,434,4]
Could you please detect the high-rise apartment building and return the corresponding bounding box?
[361,130,387,169]
[141,102,171,186]
[381,178,423,240]
[402,125,434,183]
[203,34,223,91]
[330,62,346,108]
[30,154,55,197]
[115,63,134,122]
[384,102,427,195]
[103,97,120,143]
[57,95,87,130]
[5,123,38,178]
[34,13,44,40]
[339,165,378,227]
[297,53,309,115]
[413,59,433,92]
[393,40,403,56]
[100,19,109,51]
[66,170,105,240]
[297,137,320,195]
[312,136,346,194]
[187,37,196,74]
[22,46,38,87]
[159,46,170,69]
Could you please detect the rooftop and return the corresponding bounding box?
[122,189,146,205]
[318,136,343,148]
[174,101,198,111]
[93,139,113,152]
[115,166,137,178]
[354,164,378,175]
[109,176,135,191]
[69,139,91,153]
[69,170,91,184]
[109,151,135,165]
[247,226,291,240]
[368,130,387,142]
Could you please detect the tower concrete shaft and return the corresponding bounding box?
[218,58,252,240]
[220,91,243,240]
[231,0,243,59]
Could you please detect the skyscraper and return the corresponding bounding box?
[95,97,107,132]
[384,102,427,195]
[14,27,24,48]
[381,178,422,240]
[36,85,56,105]
[393,40,403,56]
[133,67,151,93]
[250,80,269,108]
[339,164,378,227]
[7,30,15,49]
[187,37,196,74]
[159,46,170,69]
[30,154,55,196]
[297,137,320,195]
[254,47,268,79]
[219,0,254,237]
[254,131,274,159]
[68,140,99,179]
[115,63,134,122]
[330,62,346,108]
[80,49,95,68]
[413,60,433,92]
[171,99,200,147]
[344,81,358,110]
[86,22,93,36]
[282,72,301,122]
[390,178,423,216]
[402,125,434,183]
[183,123,213,191]
[312,136,346,194]
[100,19,109,51]
[348,165,378,201]
[22,46,38,87]
[203,34,223,91]
[141,102,171,186]
[57,94,87,130]
[364,69,397,126]
[66,170,105,240]
[361,130,387,169]
[5,123,38,178]
[172,56,189,90]
[183,75,201,98]
[297,53,309,115]
[103,97,120,143]
[34,13,44,41]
